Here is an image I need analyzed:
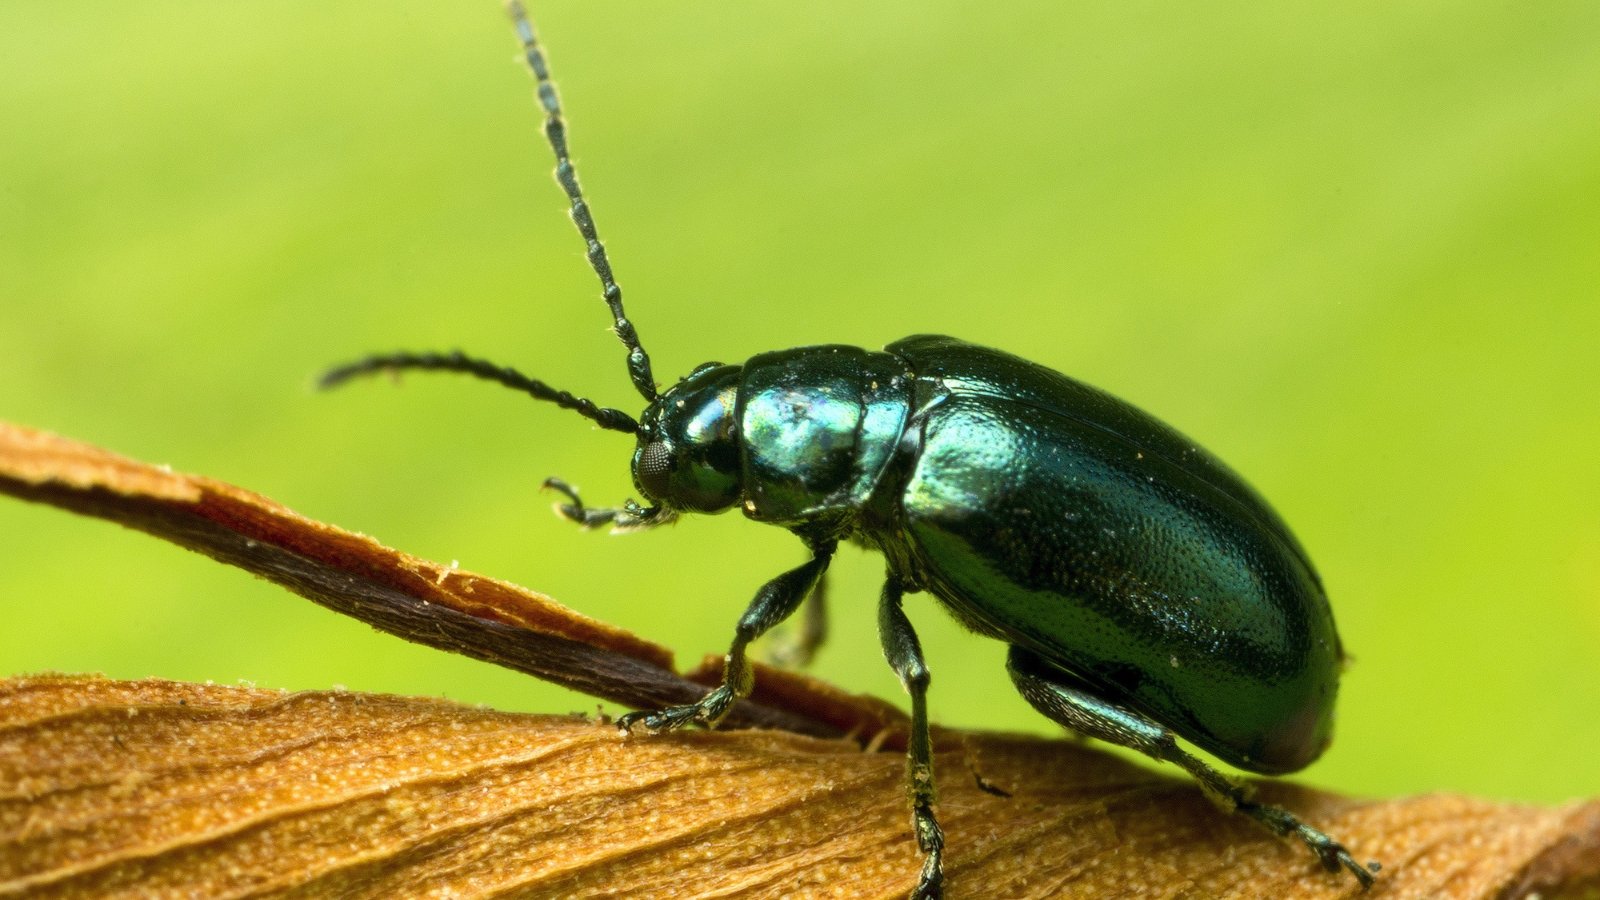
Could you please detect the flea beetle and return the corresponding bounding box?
[323,3,1378,895]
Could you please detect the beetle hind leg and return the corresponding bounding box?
[1006,647,1376,890]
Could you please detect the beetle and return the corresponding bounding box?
[323,3,1378,896]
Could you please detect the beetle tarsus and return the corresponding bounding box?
[615,692,727,733]
[1243,800,1374,889]
[541,478,673,532]
[1242,801,1375,889]
[541,477,611,528]
[909,801,945,898]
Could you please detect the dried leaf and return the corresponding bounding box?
[0,421,903,740]
[1,676,1597,898]
[3,422,1599,897]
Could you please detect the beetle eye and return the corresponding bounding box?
[636,440,673,501]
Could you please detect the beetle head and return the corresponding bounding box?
[633,363,744,514]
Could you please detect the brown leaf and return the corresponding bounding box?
[0,421,904,741]
[2,421,1599,897]
[0,675,1595,899]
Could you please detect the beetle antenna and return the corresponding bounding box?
[508,0,658,404]
[320,351,640,434]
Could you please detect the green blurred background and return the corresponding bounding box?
[2,1,1597,807]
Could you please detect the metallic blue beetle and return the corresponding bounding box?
[324,4,1376,896]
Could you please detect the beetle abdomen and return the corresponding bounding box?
[890,340,1342,773]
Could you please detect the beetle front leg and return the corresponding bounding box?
[541,477,674,532]
[617,540,836,733]
[769,571,828,668]
[1006,647,1378,890]
[878,578,944,900]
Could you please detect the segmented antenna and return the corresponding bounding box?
[508,0,658,403]
[320,351,639,433]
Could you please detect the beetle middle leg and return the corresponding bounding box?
[1006,647,1376,889]
[617,540,836,733]
[879,577,945,899]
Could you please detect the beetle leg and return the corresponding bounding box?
[878,578,945,899]
[769,570,828,668]
[1006,647,1377,890]
[617,541,836,733]
[541,477,674,532]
